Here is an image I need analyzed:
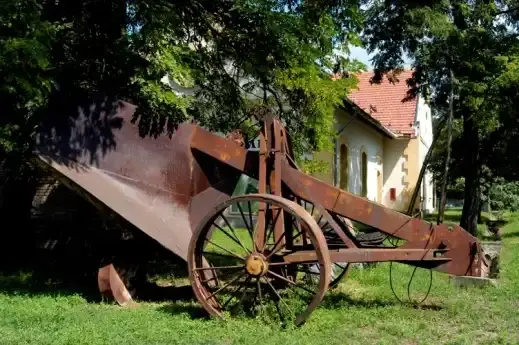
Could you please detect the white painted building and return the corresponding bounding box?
[161,68,435,214]
[312,70,436,214]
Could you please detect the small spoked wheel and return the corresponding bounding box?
[188,194,330,326]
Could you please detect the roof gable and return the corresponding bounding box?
[347,70,418,136]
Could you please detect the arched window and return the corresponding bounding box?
[361,151,368,197]
[339,144,349,191]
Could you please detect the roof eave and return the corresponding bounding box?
[340,99,399,139]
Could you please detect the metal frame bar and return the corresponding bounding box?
[189,116,483,277]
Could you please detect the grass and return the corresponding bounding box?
[1,212,519,344]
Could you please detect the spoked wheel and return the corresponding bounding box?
[188,194,331,326]
[298,199,353,288]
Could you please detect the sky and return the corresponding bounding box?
[349,46,375,70]
[349,46,414,70]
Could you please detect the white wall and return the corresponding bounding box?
[335,109,384,203]
[415,96,435,213]
[382,138,409,210]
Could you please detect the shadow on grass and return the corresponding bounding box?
[0,246,194,305]
[157,301,210,320]
[154,288,445,325]
[320,291,443,311]
[0,266,102,302]
[135,284,196,303]
[500,231,519,239]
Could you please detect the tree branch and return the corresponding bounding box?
[266,86,285,115]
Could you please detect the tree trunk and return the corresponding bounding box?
[406,115,447,216]
[437,70,454,224]
[477,202,483,224]
[460,115,481,235]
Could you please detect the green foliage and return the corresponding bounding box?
[364,0,519,125]
[125,0,367,156]
[363,0,519,232]
[445,177,465,200]
[489,179,519,212]
[1,0,367,168]
[0,0,62,157]
[299,158,330,175]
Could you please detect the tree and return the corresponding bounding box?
[362,0,519,234]
[0,0,370,260]
[1,0,367,169]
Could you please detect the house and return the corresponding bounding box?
[161,68,436,215]
[311,70,436,214]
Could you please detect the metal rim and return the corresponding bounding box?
[187,193,330,326]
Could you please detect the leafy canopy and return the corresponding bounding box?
[362,0,519,232]
[1,0,367,168]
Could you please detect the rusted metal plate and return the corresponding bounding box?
[33,99,212,261]
[33,102,484,291]
[98,264,133,305]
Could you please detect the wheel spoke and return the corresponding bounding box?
[267,270,316,295]
[267,221,304,259]
[201,268,242,284]
[228,275,253,311]
[206,239,245,261]
[190,195,330,326]
[265,227,289,259]
[291,267,322,276]
[263,207,282,251]
[202,251,239,259]
[237,202,254,241]
[255,277,263,315]
[247,201,254,240]
[194,265,244,271]
[316,214,324,227]
[262,276,294,315]
[221,275,251,309]
[295,200,352,289]
[213,218,250,255]
[204,273,246,301]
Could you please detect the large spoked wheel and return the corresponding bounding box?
[188,194,331,326]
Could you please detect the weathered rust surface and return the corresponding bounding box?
[283,248,450,265]
[280,161,482,276]
[32,99,235,261]
[33,103,484,322]
[98,264,133,305]
[186,116,483,277]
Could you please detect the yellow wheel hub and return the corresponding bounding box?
[245,254,268,277]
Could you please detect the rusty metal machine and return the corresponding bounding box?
[33,99,486,326]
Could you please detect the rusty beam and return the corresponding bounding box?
[282,248,450,264]
[187,117,482,277]
[280,159,481,277]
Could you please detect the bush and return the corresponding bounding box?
[489,180,519,212]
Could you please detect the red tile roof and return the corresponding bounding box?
[347,70,418,136]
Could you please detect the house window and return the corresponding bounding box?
[361,151,368,197]
[339,144,349,191]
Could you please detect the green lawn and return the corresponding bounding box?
[1,212,519,344]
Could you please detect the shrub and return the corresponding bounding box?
[489,179,519,212]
